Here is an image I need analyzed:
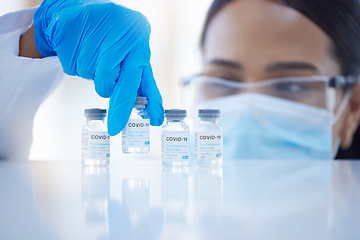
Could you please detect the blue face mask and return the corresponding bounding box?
[194,93,337,160]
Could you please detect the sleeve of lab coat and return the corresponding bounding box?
[0,8,64,159]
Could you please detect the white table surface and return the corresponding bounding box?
[0,158,359,240]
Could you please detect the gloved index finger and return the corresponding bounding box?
[107,45,149,136]
[138,64,164,126]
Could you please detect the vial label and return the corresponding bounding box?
[122,119,150,148]
[82,131,110,160]
[195,130,223,161]
[162,131,190,162]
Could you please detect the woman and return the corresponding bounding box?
[186,0,360,159]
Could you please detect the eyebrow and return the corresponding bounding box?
[208,59,318,73]
[265,62,319,73]
[208,59,243,70]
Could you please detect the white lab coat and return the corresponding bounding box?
[0,8,64,159]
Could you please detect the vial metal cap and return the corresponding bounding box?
[198,109,220,119]
[85,108,107,119]
[134,96,148,107]
[165,109,187,120]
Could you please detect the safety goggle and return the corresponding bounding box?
[183,75,359,115]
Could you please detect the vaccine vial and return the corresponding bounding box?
[122,96,150,154]
[195,109,223,167]
[162,109,190,167]
[81,108,110,166]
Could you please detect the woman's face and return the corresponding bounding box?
[201,0,358,150]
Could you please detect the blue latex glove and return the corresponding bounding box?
[33,0,164,136]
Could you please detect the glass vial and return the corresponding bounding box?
[162,109,190,167]
[81,108,110,166]
[122,96,150,154]
[195,109,223,167]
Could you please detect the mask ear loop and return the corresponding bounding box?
[327,77,353,158]
[332,87,351,124]
[329,86,351,158]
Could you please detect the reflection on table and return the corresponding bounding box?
[0,159,360,240]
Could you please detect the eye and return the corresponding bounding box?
[203,68,243,82]
[276,82,309,93]
[204,74,241,83]
[212,82,239,95]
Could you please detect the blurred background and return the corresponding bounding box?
[0,0,212,160]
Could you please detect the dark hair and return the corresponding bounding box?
[200,0,360,75]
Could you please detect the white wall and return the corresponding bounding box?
[16,0,213,160]
[0,0,27,15]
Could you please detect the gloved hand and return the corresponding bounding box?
[33,0,164,136]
